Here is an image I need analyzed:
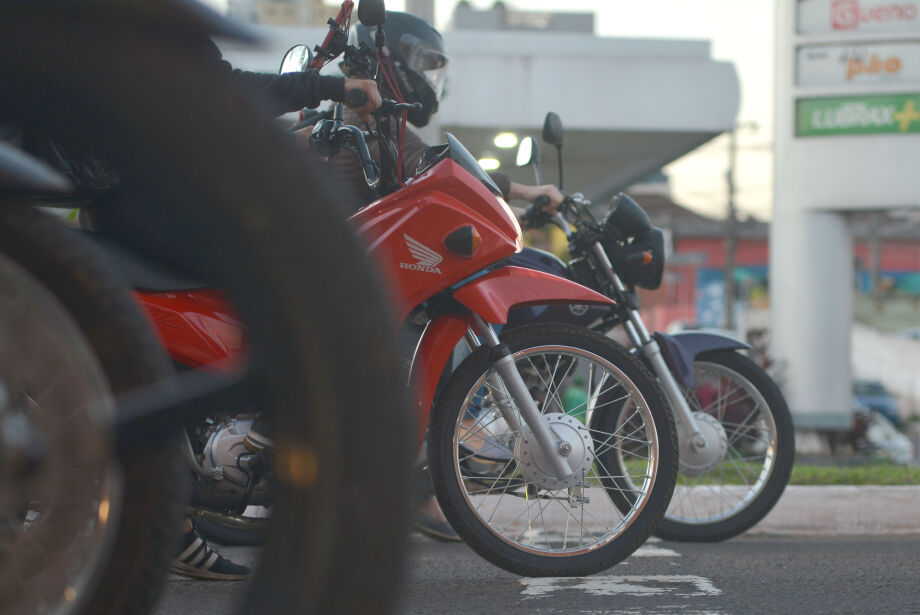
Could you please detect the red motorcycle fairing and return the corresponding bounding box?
[408,266,616,444]
[130,162,613,445]
[134,289,243,371]
[409,314,472,442]
[453,266,616,325]
[350,158,521,323]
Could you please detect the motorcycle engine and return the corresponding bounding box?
[199,416,271,505]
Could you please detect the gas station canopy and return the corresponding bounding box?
[220,25,740,202]
[437,31,740,202]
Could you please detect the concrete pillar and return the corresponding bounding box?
[770,208,853,429]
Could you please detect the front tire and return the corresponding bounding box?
[0,12,413,613]
[0,208,182,615]
[653,350,794,542]
[429,324,677,577]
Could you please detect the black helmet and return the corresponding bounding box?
[349,11,447,127]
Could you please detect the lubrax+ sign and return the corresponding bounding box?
[796,93,920,135]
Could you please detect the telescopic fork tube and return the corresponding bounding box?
[470,315,573,479]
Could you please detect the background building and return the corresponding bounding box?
[228,0,348,26]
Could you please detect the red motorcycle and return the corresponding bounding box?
[87,0,677,576]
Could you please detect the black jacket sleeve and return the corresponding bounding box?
[226,69,344,116]
[488,171,512,201]
[203,38,344,116]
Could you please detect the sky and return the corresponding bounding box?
[204,0,778,220]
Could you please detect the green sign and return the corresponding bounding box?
[796,93,920,136]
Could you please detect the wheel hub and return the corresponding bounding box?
[678,412,728,476]
[514,414,594,490]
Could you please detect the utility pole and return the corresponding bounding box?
[723,121,758,331]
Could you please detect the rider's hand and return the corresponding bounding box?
[508,182,565,213]
[344,79,382,123]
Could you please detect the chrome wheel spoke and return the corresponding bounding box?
[452,343,659,555]
[665,360,778,524]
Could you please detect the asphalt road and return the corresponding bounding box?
[154,533,920,614]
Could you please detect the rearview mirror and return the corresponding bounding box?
[515,137,542,167]
[516,137,544,184]
[542,112,564,147]
[279,44,312,74]
[358,0,387,27]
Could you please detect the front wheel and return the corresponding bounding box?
[654,350,795,542]
[0,208,182,615]
[429,324,677,577]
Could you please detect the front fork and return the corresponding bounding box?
[638,336,707,451]
[587,243,708,452]
[465,315,573,480]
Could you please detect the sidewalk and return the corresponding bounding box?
[479,485,920,536]
[748,485,920,535]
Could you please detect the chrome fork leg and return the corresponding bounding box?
[470,315,572,479]
[641,339,707,451]
[466,327,523,433]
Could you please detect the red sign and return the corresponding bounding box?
[831,0,918,30]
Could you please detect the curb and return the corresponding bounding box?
[747,485,920,535]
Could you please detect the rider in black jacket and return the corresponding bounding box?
[70,37,380,275]
[204,37,379,117]
[307,12,562,215]
[298,11,562,543]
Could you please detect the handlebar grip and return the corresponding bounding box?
[345,88,367,108]
[380,99,425,113]
[521,200,552,230]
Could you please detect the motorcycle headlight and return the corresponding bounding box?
[604,227,665,290]
[604,193,652,240]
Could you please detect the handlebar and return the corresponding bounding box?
[310,0,354,69]
[334,124,378,188]
[310,109,379,189]
[520,195,555,232]
[308,97,419,197]
[301,5,421,198]
[557,193,592,238]
[521,193,597,239]
[380,99,423,114]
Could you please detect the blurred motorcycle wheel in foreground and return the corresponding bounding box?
[0,2,412,613]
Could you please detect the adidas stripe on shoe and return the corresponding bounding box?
[170,526,250,581]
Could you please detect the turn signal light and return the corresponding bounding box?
[444,225,482,258]
[626,251,654,266]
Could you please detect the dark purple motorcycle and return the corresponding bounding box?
[505,112,794,543]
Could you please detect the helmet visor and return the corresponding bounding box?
[398,33,448,101]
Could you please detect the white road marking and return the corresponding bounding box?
[506,531,680,557]
[631,544,680,557]
[567,612,726,615]
[520,575,722,599]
